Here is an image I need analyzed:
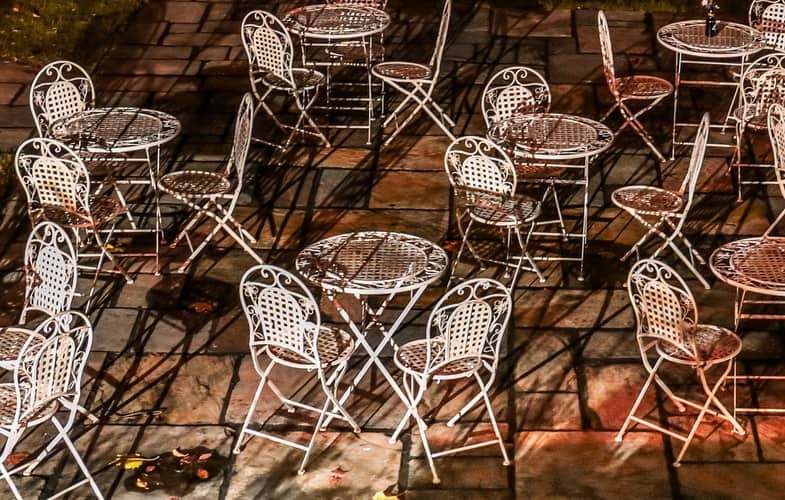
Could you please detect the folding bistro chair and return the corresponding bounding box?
[617,259,745,467]
[730,51,785,201]
[750,0,785,51]
[371,0,455,146]
[234,265,359,475]
[611,113,711,289]
[242,10,330,149]
[445,136,544,286]
[0,311,103,499]
[0,221,78,369]
[598,10,673,162]
[15,137,133,311]
[391,278,512,484]
[482,66,567,237]
[158,93,262,273]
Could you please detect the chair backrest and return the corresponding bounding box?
[425,278,511,376]
[241,10,295,88]
[13,311,92,429]
[679,112,710,200]
[481,66,551,128]
[327,0,387,8]
[597,11,618,97]
[15,138,92,224]
[627,259,697,359]
[739,52,785,116]
[428,0,452,79]
[769,103,785,207]
[750,0,785,50]
[240,265,323,370]
[226,93,254,185]
[21,221,78,324]
[444,136,517,196]
[30,61,94,138]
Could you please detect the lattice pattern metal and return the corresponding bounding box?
[30,61,94,137]
[482,66,550,127]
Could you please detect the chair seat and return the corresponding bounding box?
[0,383,59,427]
[159,171,232,198]
[463,191,540,226]
[372,62,432,81]
[261,68,325,91]
[656,325,742,365]
[32,195,125,229]
[394,339,482,378]
[267,326,354,367]
[616,75,673,100]
[731,105,769,130]
[0,328,41,370]
[612,186,683,214]
[513,161,568,180]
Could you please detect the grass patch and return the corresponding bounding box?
[0,0,146,65]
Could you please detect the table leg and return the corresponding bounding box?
[321,285,428,429]
[670,52,682,160]
[578,157,589,281]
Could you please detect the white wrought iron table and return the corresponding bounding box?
[487,112,614,280]
[710,236,785,414]
[51,107,181,274]
[657,20,764,159]
[284,4,391,143]
[295,231,448,426]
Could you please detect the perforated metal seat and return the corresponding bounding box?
[0,384,59,426]
[373,62,432,81]
[463,191,540,227]
[159,171,231,198]
[731,105,769,131]
[0,329,43,370]
[394,339,482,378]
[656,325,742,365]
[261,69,325,91]
[33,195,125,229]
[611,186,683,214]
[267,326,353,367]
[614,76,673,99]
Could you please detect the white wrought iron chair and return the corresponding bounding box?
[29,60,94,139]
[611,113,711,289]
[482,66,567,237]
[0,310,103,499]
[617,259,745,467]
[766,103,785,234]
[598,10,673,162]
[750,0,785,51]
[445,136,544,286]
[0,221,77,370]
[158,93,262,273]
[371,0,455,146]
[234,264,359,475]
[730,51,785,201]
[242,10,330,149]
[15,138,133,311]
[390,278,512,484]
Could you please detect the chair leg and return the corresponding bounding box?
[616,357,664,442]
[298,397,332,475]
[476,372,510,466]
[0,464,22,500]
[51,418,105,500]
[234,362,273,454]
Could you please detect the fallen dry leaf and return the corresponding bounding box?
[5,453,28,467]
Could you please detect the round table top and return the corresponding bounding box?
[284,4,390,40]
[657,20,764,58]
[487,113,614,161]
[51,107,181,153]
[710,237,785,296]
[295,231,448,295]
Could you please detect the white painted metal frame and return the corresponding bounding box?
[482,66,567,237]
[371,0,455,146]
[486,113,614,280]
[15,138,134,311]
[617,259,745,467]
[656,20,764,159]
[730,51,785,201]
[0,311,102,499]
[295,231,448,429]
[242,10,330,148]
[611,113,711,289]
[30,61,94,139]
[233,265,359,475]
[158,93,262,273]
[285,3,390,144]
[390,278,512,484]
[598,10,673,162]
[444,136,544,286]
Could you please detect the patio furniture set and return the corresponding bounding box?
[5,0,785,497]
